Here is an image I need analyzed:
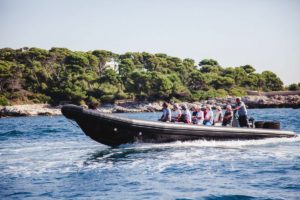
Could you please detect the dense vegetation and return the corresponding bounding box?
[0,47,298,106]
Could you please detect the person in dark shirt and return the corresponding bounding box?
[191,106,198,124]
[222,105,233,126]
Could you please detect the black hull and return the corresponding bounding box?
[62,105,296,146]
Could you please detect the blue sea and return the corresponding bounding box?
[0,108,300,200]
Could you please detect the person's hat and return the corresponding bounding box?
[236,97,241,101]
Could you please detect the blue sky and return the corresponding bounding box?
[1,0,299,85]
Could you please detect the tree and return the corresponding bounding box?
[221,67,235,79]
[187,71,207,91]
[211,76,234,89]
[126,71,152,98]
[150,72,173,99]
[199,65,222,74]
[64,53,89,67]
[0,60,13,92]
[261,71,283,91]
[118,58,135,81]
[168,73,190,98]
[100,69,121,85]
[232,67,247,86]
[92,50,117,74]
[199,59,219,66]
[241,74,259,89]
[288,83,299,91]
[241,65,255,74]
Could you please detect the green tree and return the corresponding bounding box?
[187,71,207,91]
[92,50,116,74]
[261,71,283,91]
[199,65,222,74]
[211,76,234,89]
[288,83,299,91]
[100,69,121,85]
[118,58,135,81]
[126,71,152,99]
[64,53,89,67]
[150,72,173,99]
[241,65,255,74]
[199,59,219,66]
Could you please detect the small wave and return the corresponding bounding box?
[117,136,300,150]
[0,130,25,137]
[204,195,257,200]
[84,147,167,166]
[4,192,33,198]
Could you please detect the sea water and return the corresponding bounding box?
[0,108,299,200]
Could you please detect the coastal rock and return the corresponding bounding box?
[0,104,61,117]
[114,102,163,113]
[239,95,300,108]
[112,105,142,113]
[144,102,163,112]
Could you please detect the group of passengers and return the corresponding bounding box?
[160,97,249,128]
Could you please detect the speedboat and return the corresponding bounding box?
[62,104,296,147]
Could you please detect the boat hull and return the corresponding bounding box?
[61,105,296,146]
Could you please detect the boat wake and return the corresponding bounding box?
[82,136,300,170]
[119,135,300,150]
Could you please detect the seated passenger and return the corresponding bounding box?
[181,104,192,124]
[171,103,182,122]
[203,106,207,119]
[191,106,198,124]
[159,102,171,122]
[192,105,204,125]
[222,105,233,126]
[203,105,214,126]
[213,106,223,126]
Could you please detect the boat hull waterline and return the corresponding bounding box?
[61,105,296,146]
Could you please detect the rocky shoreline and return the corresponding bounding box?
[0,104,62,118]
[0,95,299,118]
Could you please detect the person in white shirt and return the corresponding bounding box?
[203,105,214,126]
[171,103,182,122]
[181,104,192,124]
[192,105,204,125]
[213,106,223,126]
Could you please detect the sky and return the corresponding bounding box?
[0,0,299,85]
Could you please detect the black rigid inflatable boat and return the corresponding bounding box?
[62,104,296,147]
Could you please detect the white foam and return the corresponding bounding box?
[121,136,300,150]
[1,136,299,177]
